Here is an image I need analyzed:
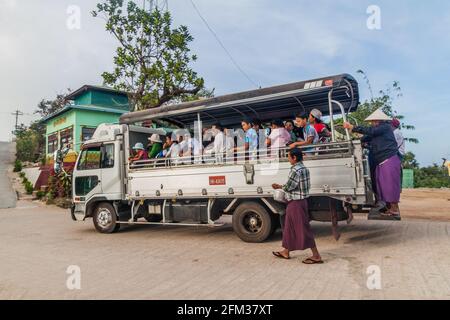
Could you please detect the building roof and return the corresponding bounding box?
[40,104,128,123]
[65,85,128,101]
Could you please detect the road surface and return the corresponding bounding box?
[1,142,450,300]
[0,142,16,209]
[1,201,450,300]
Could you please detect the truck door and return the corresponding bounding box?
[100,142,122,198]
[73,144,103,201]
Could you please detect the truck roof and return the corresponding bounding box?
[120,73,359,127]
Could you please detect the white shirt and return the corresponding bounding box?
[393,128,405,156]
[268,128,291,150]
[213,131,226,154]
[165,142,180,159]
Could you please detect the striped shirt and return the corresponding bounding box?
[283,162,311,201]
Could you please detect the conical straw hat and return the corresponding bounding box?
[365,109,392,121]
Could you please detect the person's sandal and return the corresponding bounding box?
[382,211,401,221]
[302,258,324,265]
[272,251,290,260]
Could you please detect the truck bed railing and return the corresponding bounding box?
[129,141,355,171]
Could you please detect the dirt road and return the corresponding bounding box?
[1,200,450,300]
[401,188,450,221]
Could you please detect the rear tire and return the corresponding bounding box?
[232,202,273,243]
[93,202,120,234]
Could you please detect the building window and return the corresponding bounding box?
[60,127,73,147]
[48,134,58,154]
[82,127,96,143]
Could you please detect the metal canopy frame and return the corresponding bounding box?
[119,74,359,129]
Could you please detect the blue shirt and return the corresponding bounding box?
[302,124,319,153]
[245,128,258,151]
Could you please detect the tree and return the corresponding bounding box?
[15,91,70,163]
[350,70,418,144]
[92,0,208,111]
[414,164,450,188]
[15,127,42,163]
[34,91,70,118]
[402,152,419,169]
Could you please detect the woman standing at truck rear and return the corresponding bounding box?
[272,148,323,264]
[343,109,402,219]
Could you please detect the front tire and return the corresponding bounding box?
[232,202,273,243]
[93,202,120,234]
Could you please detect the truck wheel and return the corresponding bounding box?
[232,202,273,243]
[93,202,120,234]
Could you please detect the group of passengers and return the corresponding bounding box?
[129,108,332,164]
[127,107,405,265]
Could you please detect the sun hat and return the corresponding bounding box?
[132,142,145,150]
[365,109,392,121]
[310,108,322,120]
[148,134,162,143]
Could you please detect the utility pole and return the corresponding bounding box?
[11,109,24,135]
[148,0,168,12]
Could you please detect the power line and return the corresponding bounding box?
[189,0,259,89]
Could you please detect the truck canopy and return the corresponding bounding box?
[119,73,359,128]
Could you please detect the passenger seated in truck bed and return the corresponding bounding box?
[309,109,331,143]
[161,133,180,159]
[147,134,163,159]
[266,119,291,156]
[288,113,319,153]
[129,143,148,163]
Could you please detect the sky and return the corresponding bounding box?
[1,0,449,166]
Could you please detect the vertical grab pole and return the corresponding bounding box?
[196,112,203,164]
[328,89,336,142]
[332,100,351,141]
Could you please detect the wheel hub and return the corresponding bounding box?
[244,212,262,233]
[97,209,112,227]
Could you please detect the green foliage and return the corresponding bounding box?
[36,191,46,200]
[414,165,450,188]
[34,91,69,118]
[24,181,34,195]
[92,1,208,110]
[402,152,419,169]
[344,70,418,144]
[16,90,70,163]
[19,171,26,178]
[13,160,23,172]
[15,128,43,163]
[401,152,449,188]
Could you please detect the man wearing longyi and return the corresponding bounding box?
[272,148,323,264]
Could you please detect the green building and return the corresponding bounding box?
[41,85,129,160]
